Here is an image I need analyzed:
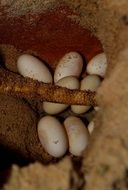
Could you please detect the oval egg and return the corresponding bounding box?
[43,76,80,115]
[38,116,68,158]
[57,76,80,89]
[71,75,101,114]
[86,52,107,77]
[64,116,90,156]
[54,52,83,83]
[17,54,53,83]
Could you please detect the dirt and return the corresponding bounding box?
[0,0,128,190]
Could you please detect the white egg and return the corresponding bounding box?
[54,52,83,83]
[80,74,101,90]
[71,75,101,114]
[64,116,90,156]
[43,102,68,115]
[57,76,80,89]
[94,106,100,111]
[17,54,53,83]
[86,53,107,77]
[43,76,80,115]
[38,116,68,158]
[88,121,95,134]
[71,105,89,115]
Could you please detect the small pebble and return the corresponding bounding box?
[88,121,95,134]
[94,106,100,111]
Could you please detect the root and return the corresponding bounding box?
[0,68,97,106]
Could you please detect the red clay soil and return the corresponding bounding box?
[0,5,102,69]
[0,0,128,190]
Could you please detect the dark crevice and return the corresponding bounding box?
[121,15,128,25]
[70,157,85,190]
[0,145,30,171]
[112,169,128,190]
[0,169,11,189]
[0,145,30,188]
[0,53,6,69]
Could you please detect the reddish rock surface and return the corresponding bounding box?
[0,6,102,69]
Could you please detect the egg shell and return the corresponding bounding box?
[71,105,90,114]
[38,116,68,158]
[71,75,101,114]
[43,102,68,115]
[54,52,83,83]
[80,74,101,90]
[88,121,95,134]
[86,53,107,77]
[64,116,90,156]
[57,76,80,89]
[94,106,100,111]
[43,76,80,115]
[17,54,53,83]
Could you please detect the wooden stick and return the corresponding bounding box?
[0,68,97,106]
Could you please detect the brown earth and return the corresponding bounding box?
[0,0,128,190]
